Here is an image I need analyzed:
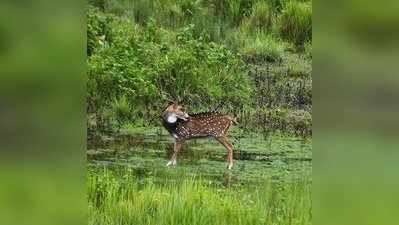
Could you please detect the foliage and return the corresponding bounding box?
[111,96,132,128]
[279,1,312,46]
[87,6,251,128]
[268,0,289,12]
[87,6,106,56]
[87,0,312,136]
[88,167,312,225]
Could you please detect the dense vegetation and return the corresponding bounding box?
[87,0,312,137]
[87,2,312,223]
[88,167,311,225]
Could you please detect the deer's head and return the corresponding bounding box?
[162,103,189,123]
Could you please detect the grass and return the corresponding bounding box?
[88,167,311,225]
[287,61,310,78]
[87,1,312,224]
[249,1,273,31]
[241,33,285,62]
[304,41,312,58]
[279,1,312,46]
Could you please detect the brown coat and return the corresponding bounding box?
[171,112,235,140]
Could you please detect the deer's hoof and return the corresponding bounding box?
[166,160,177,167]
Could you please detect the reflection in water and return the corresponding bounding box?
[223,171,233,187]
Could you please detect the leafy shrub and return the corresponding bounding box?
[158,25,252,108]
[87,6,106,56]
[87,9,251,127]
[279,1,311,46]
[88,0,106,11]
[87,12,160,121]
[87,1,312,136]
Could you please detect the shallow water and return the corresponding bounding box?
[87,128,311,187]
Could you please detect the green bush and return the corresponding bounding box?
[87,1,312,136]
[87,6,106,56]
[87,9,251,126]
[279,1,312,46]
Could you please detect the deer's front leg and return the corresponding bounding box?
[167,140,183,167]
[216,136,234,170]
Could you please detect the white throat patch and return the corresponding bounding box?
[166,114,177,123]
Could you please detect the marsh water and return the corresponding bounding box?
[87,127,311,187]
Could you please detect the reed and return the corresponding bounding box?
[88,167,311,225]
[279,1,312,46]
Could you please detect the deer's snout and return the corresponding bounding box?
[182,112,189,120]
[177,113,189,121]
[175,111,189,121]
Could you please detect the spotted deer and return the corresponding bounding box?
[161,103,236,169]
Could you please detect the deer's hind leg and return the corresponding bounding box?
[167,140,183,167]
[216,136,234,170]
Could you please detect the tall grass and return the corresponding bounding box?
[88,168,311,225]
[304,41,312,58]
[248,1,273,32]
[279,1,312,46]
[241,33,285,62]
